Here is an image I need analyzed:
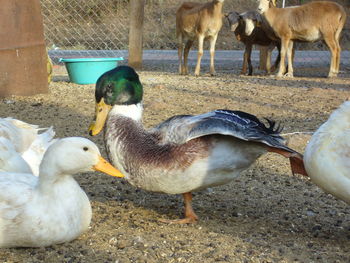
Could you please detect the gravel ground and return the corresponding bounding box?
[0,63,350,263]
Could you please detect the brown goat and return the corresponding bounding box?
[257,0,347,78]
[226,11,281,75]
[176,0,224,76]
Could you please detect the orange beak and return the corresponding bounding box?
[93,156,124,178]
[89,98,112,136]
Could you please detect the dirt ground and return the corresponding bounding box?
[1,63,350,263]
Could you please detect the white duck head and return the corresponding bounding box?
[38,137,124,182]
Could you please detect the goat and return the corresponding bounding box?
[257,0,347,78]
[176,0,224,76]
[226,11,281,75]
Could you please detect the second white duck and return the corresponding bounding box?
[0,137,124,248]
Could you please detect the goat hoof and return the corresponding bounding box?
[328,73,337,78]
[283,72,294,78]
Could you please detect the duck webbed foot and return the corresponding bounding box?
[159,192,199,224]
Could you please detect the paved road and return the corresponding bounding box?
[50,49,350,71]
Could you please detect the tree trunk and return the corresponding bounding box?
[128,0,145,69]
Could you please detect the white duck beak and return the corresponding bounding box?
[93,156,124,178]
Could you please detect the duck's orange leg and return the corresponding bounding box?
[159,192,198,224]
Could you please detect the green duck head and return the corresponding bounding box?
[89,65,143,136]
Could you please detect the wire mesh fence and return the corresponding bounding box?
[40,0,350,73]
[40,0,129,58]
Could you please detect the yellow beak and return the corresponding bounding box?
[93,156,124,178]
[89,98,112,136]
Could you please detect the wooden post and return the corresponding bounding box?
[0,0,48,97]
[128,0,145,69]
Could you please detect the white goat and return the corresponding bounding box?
[257,0,346,78]
[176,0,224,76]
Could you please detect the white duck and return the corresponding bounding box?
[0,137,124,248]
[304,100,350,203]
[0,118,56,176]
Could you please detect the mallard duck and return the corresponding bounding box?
[0,137,124,248]
[89,65,308,224]
[0,118,56,176]
[304,100,350,204]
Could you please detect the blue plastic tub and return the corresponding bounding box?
[60,57,124,85]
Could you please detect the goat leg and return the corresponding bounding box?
[183,40,193,75]
[194,35,205,76]
[209,35,218,76]
[178,38,184,75]
[265,47,272,74]
[324,34,339,78]
[276,38,288,77]
[284,40,294,77]
[241,47,248,75]
[271,42,281,73]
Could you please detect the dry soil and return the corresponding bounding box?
[0,64,350,263]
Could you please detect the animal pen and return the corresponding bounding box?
[40,0,350,76]
[1,0,350,261]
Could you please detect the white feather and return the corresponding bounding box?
[0,119,56,176]
[304,101,350,203]
[0,138,32,174]
[22,126,57,176]
[109,103,143,121]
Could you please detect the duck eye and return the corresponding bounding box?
[106,83,113,92]
[105,83,114,98]
[83,147,89,151]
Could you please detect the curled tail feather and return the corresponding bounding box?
[267,146,308,177]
